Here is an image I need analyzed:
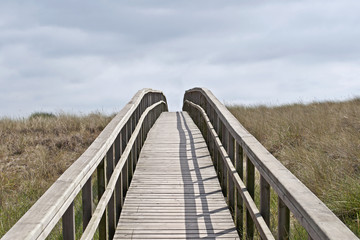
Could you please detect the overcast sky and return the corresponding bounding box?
[1,0,359,117]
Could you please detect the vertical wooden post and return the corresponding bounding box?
[217,121,225,195]
[228,135,235,214]
[82,176,93,231]
[260,175,271,226]
[137,133,141,159]
[278,197,290,240]
[217,150,223,192]
[222,127,228,199]
[246,155,254,239]
[122,161,128,200]
[62,202,75,240]
[97,158,107,240]
[115,134,122,224]
[128,154,132,187]
[115,173,122,225]
[106,146,115,239]
[121,127,128,204]
[128,150,133,183]
[133,139,137,167]
[213,143,218,172]
[132,113,135,132]
[235,143,243,238]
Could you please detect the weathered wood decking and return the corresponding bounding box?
[114,112,239,239]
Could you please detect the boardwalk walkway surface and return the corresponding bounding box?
[114,112,239,239]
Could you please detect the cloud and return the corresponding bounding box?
[0,0,359,117]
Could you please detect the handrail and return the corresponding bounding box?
[3,89,168,240]
[184,100,274,240]
[81,101,166,239]
[183,87,358,240]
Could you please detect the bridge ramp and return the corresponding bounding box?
[114,112,238,239]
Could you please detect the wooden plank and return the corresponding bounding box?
[114,112,238,239]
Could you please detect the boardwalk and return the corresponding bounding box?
[114,112,239,239]
[4,88,357,240]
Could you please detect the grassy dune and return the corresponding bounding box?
[0,112,113,237]
[1,99,359,238]
[228,98,360,237]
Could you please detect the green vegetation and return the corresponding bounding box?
[0,112,113,237]
[228,98,360,237]
[29,112,57,120]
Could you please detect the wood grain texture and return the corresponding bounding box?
[114,112,239,240]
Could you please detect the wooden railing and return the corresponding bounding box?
[2,89,168,240]
[183,87,358,240]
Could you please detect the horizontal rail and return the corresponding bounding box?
[183,88,358,240]
[3,89,167,240]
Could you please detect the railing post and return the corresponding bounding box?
[62,202,75,240]
[97,158,107,240]
[82,176,93,232]
[246,154,255,239]
[235,143,244,238]
[222,126,228,198]
[278,197,290,240]
[228,135,235,213]
[115,134,122,224]
[106,145,115,239]
[213,140,218,172]
[217,120,225,194]
[260,175,271,226]
[121,127,128,203]
[122,160,128,201]
[127,154,132,189]
[128,149,133,183]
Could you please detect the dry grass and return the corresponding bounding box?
[1,99,359,238]
[228,98,360,237]
[0,112,113,237]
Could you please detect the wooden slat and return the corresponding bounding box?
[114,112,238,239]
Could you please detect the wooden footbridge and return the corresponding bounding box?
[2,88,358,240]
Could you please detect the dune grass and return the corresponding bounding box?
[228,98,360,237]
[0,112,113,237]
[1,99,359,238]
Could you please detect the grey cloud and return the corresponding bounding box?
[0,0,359,117]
